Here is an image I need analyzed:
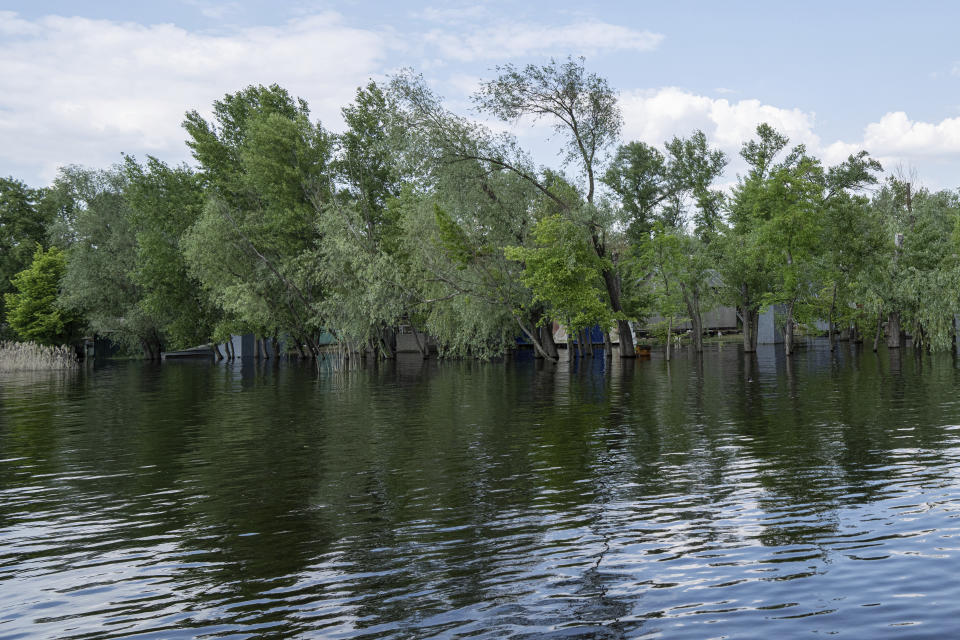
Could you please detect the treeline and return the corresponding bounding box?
[2,58,960,362]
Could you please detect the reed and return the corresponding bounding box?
[0,341,79,372]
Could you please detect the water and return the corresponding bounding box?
[2,342,960,638]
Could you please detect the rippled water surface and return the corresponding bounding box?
[4,342,960,638]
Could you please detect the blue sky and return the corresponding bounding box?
[4,1,960,189]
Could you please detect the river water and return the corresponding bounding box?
[2,342,960,638]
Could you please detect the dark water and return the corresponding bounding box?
[3,342,960,638]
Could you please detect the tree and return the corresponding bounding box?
[390,73,561,360]
[183,84,334,355]
[505,213,614,344]
[471,57,637,357]
[723,125,880,356]
[123,156,217,350]
[50,166,165,357]
[0,177,51,337]
[606,131,727,352]
[4,245,82,345]
[316,82,414,358]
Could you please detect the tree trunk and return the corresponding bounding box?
[599,267,635,358]
[784,302,795,357]
[616,319,634,358]
[584,328,594,357]
[272,333,280,360]
[575,331,582,358]
[665,316,672,361]
[873,311,883,352]
[828,283,837,352]
[683,285,703,353]
[515,317,556,361]
[603,330,613,358]
[742,307,759,353]
[212,343,223,361]
[540,322,559,360]
[887,311,902,349]
[378,326,396,359]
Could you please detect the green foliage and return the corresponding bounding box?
[4,246,82,345]
[506,214,613,334]
[182,84,333,347]
[52,166,161,353]
[123,156,216,349]
[0,177,51,337]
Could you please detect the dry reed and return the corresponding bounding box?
[0,341,79,372]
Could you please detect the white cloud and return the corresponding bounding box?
[424,21,664,61]
[619,88,821,170]
[861,111,960,156]
[0,12,386,183]
[618,88,960,187]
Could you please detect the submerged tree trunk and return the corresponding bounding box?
[784,302,795,357]
[742,306,760,353]
[665,315,673,361]
[598,267,635,358]
[603,330,613,358]
[515,317,557,362]
[583,328,594,357]
[683,285,704,353]
[272,333,280,361]
[887,311,902,349]
[828,283,838,352]
[540,321,559,360]
[212,343,224,361]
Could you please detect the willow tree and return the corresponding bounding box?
[315,82,417,358]
[866,182,960,351]
[390,73,559,360]
[183,84,333,354]
[473,57,637,357]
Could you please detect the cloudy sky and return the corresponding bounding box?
[3,1,960,189]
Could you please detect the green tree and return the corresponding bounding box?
[605,131,727,351]
[391,73,561,360]
[0,177,52,337]
[183,84,334,355]
[51,166,164,357]
[4,245,82,345]
[123,156,217,350]
[505,213,614,342]
[474,57,637,357]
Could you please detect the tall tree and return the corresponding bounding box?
[0,177,51,338]
[123,156,217,350]
[183,84,334,354]
[473,57,637,357]
[4,245,83,346]
[605,131,727,352]
[50,166,164,357]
